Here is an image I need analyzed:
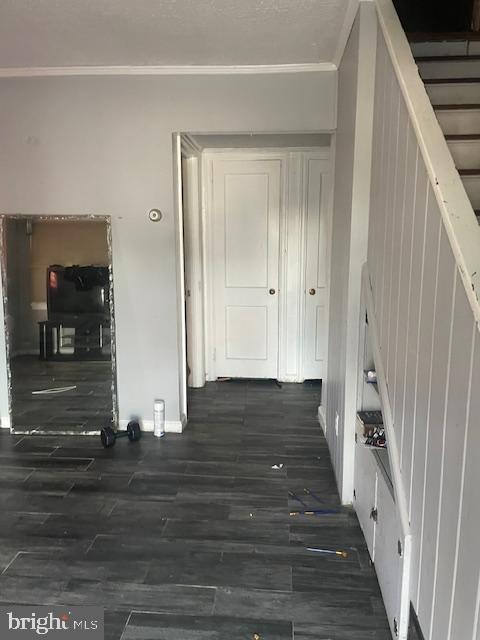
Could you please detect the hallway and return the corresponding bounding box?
[0,381,389,639]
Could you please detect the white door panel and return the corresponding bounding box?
[213,158,281,378]
[303,156,330,379]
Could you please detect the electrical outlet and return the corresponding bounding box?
[335,411,339,437]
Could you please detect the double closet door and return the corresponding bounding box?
[210,152,330,381]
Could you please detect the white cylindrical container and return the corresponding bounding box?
[153,399,165,438]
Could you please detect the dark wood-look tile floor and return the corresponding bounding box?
[0,380,391,639]
[10,355,113,434]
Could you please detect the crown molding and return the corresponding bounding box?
[0,62,337,78]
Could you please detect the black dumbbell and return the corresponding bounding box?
[100,421,141,448]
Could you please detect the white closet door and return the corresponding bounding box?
[212,158,281,379]
[303,156,330,380]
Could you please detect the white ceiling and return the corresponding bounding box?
[0,0,351,68]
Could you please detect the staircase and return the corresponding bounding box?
[411,37,480,221]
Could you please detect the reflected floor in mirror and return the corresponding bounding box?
[10,355,113,434]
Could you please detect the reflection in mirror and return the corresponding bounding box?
[2,216,117,434]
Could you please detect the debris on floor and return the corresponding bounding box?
[271,463,284,470]
[32,385,77,395]
[289,509,338,517]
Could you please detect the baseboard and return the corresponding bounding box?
[318,405,327,435]
[1,415,11,430]
[277,375,304,383]
[119,419,184,434]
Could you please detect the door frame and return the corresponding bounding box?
[0,213,119,433]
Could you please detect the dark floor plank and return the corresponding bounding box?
[122,611,293,640]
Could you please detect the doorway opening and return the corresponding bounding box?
[1,215,117,434]
[175,132,333,413]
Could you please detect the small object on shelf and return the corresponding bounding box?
[357,410,383,425]
[364,370,377,383]
[365,425,387,449]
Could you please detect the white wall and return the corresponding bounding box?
[325,14,359,497]
[325,2,377,502]
[0,70,336,427]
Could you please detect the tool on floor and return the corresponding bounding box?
[100,421,141,448]
[288,490,310,509]
[289,490,338,516]
[289,509,338,516]
[307,547,348,558]
[304,487,324,504]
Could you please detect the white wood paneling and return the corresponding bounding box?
[363,3,480,638]
[416,229,455,630]
[449,334,480,640]
[431,275,476,639]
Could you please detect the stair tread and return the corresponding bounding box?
[434,103,480,110]
[416,55,480,62]
[424,77,480,84]
[409,31,480,42]
[459,168,480,175]
[445,133,480,140]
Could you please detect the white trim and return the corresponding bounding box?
[341,0,378,504]
[202,155,216,382]
[1,415,11,429]
[200,145,332,155]
[181,134,202,157]
[333,0,361,68]
[119,419,184,434]
[0,62,337,78]
[375,0,480,329]
[318,405,327,435]
[183,155,206,388]
[173,133,188,418]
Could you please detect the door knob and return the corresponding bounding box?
[309,288,316,295]
[269,288,276,295]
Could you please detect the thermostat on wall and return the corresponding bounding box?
[148,209,162,222]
